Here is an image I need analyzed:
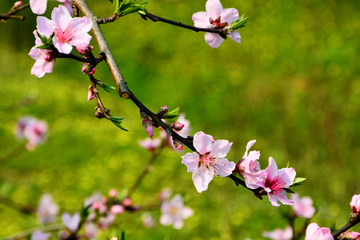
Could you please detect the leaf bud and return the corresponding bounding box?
[158,106,168,118]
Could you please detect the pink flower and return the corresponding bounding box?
[110,205,125,214]
[158,189,172,202]
[350,194,360,214]
[61,213,80,233]
[30,0,74,15]
[236,140,261,181]
[291,193,315,218]
[192,0,240,48]
[15,116,48,150]
[160,194,193,229]
[139,138,162,152]
[84,222,98,239]
[36,5,92,54]
[246,157,296,207]
[142,212,155,228]
[29,30,56,78]
[181,131,236,193]
[36,194,59,224]
[263,226,293,240]
[305,223,334,240]
[31,230,51,240]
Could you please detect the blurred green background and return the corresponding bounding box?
[1,0,360,239]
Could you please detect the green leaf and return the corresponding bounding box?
[163,107,180,119]
[292,177,307,186]
[98,82,116,93]
[80,204,91,221]
[35,31,55,50]
[109,116,128,131]
[227,14,248,31]
[284,188,295,193]
[114,0,148,17]
[121,231,126,240]
[109,0,114,3]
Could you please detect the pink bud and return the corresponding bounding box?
[173,139,183,150]
[122,197,132,207]
[340,231,360,240]
[110,205,125,215]
[108,189,118,198]
[141,112,154,139]
[172,122,185,131]
[87,86,95,102]
[92,201,101,210]
[13,1,23,8]
[82,63,96,75]
[350,194,360,214]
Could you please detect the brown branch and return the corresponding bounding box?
[72,0,130,99]
[333,215,360,239]
[0,3,29,22]
[56,52,105,64]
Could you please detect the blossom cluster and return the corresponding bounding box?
[15,116,47,151]
[29,5,92,77]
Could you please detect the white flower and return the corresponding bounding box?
[160,195,193,229]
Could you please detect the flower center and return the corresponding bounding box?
[265,176,285,193]
[209,16,227,29]
[55,24,73,44]
[199,152,214,167]
[169,206,179,215]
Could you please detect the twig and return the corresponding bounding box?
[332,217,360,239]
[2,224,65,240]
[72,0,130,99]
[0,3,29,22]
[127,142,166,198]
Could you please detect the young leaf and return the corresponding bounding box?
[163,107,180,119]
[114,0,148,17]
[292,177,307,186]
[109,0,114,3]
[109,116,128,131]
[98,82,116,93]
[284,188,295,193]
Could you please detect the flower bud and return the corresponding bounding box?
[122,197,132,207]
[13,1,23,9]
[141,112,154,139]
[170,122,185,131]
[305,223,333,240]
[173,139,183,150]
[158,106,168,118]
[350,194,360,214]
[87,86,96,102]
[82,63,96,75]
[110,205,125,215]
[108,189,118,198]
[339,231,360,240]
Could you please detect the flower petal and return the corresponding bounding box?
[30,0,47,15]
[228,30,241,43]
[192,166,214,193]
[53,37,73,54]
[220,8,239,23]
[192,12,210,28]
[206,0,223,20]
[181,152,200,173]
[37,17,56,37]
[205,32,224,48]
[212,140,232,158]
[213,158,236,177]
[265,157,278,180]
[193,131,213,154]
[52,5,72,30]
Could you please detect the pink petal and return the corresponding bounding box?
[52,5,72,30]
[181,152,200,173]
[265,157,278,180]
[68,17,93,36]
[193,131,213,154]
[243,140,256,158]
[192,12,210,28]
[212,140,232,158]
[160,213,172,226]
[192,166,214,193]
[213,158,236,177]
[172,219,184,229]
[205,32,224,48]
[63,2,74,16]
[206,0,223,19]
[229,30,241,43]
[68,33,92,48]
[220,8,239,23]
[273,190,293,206]
[37,17,56,37]
[53,37,73,54]
[268,193,281,207]
[30,0,47,15]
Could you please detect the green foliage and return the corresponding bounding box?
[35,31,54,50]
[163,107,180,119]
[109,116,128,131]
[98,81,117,93]
[1,0,360,240]
[113,0,148,17]
[227,14,248,31]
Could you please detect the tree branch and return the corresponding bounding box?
[72,0,130,99]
